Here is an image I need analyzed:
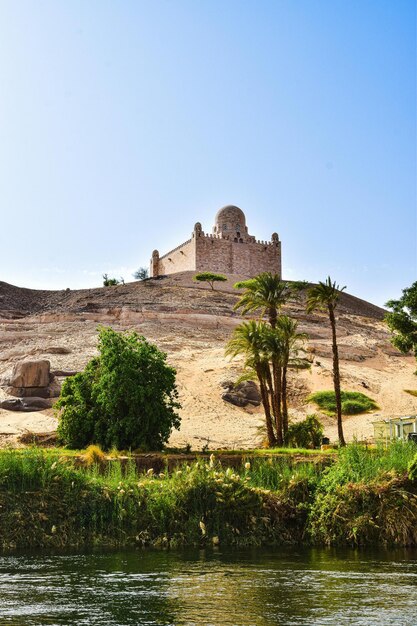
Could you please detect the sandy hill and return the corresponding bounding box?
[0,272,416,448]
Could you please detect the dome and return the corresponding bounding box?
[214,205,246,227]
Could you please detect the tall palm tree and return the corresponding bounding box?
[306,277,346,446]
[225,321,277,446]
[275,316,309,437]
[262,327,285,445]
[234,273,293,328]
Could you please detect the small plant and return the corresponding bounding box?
[193,272,227,290]
[285,415,323,449]
[404,389,417,398]
[308,390,378,416]
[102,273,119,287]
[133,267,149,281]
[83,445,106,467]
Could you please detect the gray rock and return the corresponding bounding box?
[234,381,261,403]
[0,397,52,411]
[50,370,78,377]
[10,360,50,389]
[222,392,248,407]
[222,380,261,407]
[6,385,52,398]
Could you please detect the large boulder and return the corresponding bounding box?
[4,360,61,398]
[10,360,50,388]
[222,380,261,407]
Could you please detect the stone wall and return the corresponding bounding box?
[156,239,195,276]
[195,234,281,277]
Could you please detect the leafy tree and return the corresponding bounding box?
[102,273,119,287]
[385,281,417,367]
[193,272,227,290]
[133,267,149,280]
[56,327,181,450]
[306,277,346,446]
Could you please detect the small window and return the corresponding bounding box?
[222,223,227,231]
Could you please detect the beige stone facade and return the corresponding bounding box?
[150,205,281,278]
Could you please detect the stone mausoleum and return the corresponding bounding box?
[150,205,281,279]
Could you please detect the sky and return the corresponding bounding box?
[0,0,415,307]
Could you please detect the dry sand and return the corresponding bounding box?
[0,273,416,449]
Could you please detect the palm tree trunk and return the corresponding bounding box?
[268,306,277,329]
[282,365,289,438]
[271,361,283,445]
[329,305,346,446]
[256,366,277,447]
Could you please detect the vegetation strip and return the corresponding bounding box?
[0,443,416,551]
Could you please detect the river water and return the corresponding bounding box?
[0,547,416,625]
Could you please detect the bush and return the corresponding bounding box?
[284,415,323,449]
[56,327,181,450]
[307,390,378,415]
[102,273,119,287]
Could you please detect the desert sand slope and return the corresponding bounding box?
[0,272,415,448]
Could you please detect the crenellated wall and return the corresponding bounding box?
[149,207,282,278]
[195,233,281,277]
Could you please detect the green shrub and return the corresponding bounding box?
[409,453,417,481]
[284,415,323,449]
[309,476,417,547]
[307,390,378,415]
[56,327,181,450]
[102,273,119,287]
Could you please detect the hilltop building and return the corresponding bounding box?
[150,205,281,278]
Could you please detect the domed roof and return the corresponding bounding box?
[214,205,246,225]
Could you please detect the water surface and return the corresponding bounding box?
[0,547,416,625]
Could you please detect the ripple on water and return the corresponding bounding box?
[0,548,416,626]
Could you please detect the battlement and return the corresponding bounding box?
[150,205,281,278]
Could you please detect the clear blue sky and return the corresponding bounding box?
[0,0,415,306]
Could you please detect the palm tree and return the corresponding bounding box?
[275,316,309,438]
[261,327,285,445]
[225,321,277,446]
[306,277,346,446]
[234,273,293,328]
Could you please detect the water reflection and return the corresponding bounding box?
[0,547,416,625]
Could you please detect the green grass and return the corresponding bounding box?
[307,390,379,415]
[0,443,416,550]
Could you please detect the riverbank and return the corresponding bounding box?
[0,443,416,550]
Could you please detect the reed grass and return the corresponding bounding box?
[0,442,416,550]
